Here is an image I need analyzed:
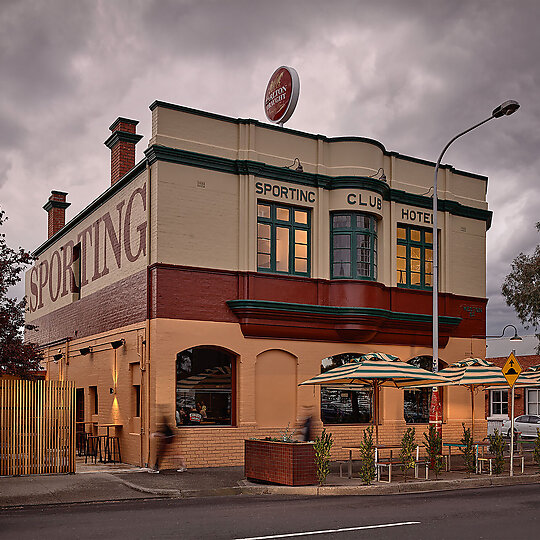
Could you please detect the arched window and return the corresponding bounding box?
[320,353,372,424]
[175,346,235,427]
[403,356,446,424]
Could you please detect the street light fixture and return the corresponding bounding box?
[430,100,520,434]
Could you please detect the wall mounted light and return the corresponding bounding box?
[53,353,63,362]
[79,347,92,356]
[285,157,303,172]
[369,167,386,182]
[111,339,125,350]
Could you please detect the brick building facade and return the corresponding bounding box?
[26,101,493,468]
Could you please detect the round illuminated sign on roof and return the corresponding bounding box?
[264,66,300,125]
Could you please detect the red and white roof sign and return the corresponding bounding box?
[264,66,300,124]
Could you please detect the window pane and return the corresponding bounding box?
[276,227,289,272]
[411,259,421,272]
[356,215,370,229]
[397,244,407,258]
[357,262,369,276]
[333,262,351,277]
[357,233,369,249]
[411,272,421,285]
[424,274,432,287]
[425,248,433,262]
[258,253,271,268]
[295,258,308,273]
[397,226,406,239]
[258,223,270,239]
[411,247,421,259]
[425,231,433,244]
[276,207,290,221]
[295,244,307,258]
[294,210,308,224]
[257,204,270,218]
[333,248,351,263]
[397,257,406,271]
[257,238,270,254]
[333,215,351,228]
[334,234,350,249]
[411,229,421,242]
[295,229,308,244]
[397,270,406,284]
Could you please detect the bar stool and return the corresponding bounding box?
[85,436,101,463]
[108,437,122,464]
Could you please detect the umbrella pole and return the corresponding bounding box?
[373,382,379,445]
[470,387,475,441]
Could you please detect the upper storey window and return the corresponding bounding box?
[257,202,310,276]
[397,225,433,289]
[331,212,377,280]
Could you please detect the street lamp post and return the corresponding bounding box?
[430,100,520,436]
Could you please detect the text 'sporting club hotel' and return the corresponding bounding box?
[25,68,491,467]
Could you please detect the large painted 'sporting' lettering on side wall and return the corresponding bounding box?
[27,184,147,313]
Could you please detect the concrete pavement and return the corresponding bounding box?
[2,459,540,508]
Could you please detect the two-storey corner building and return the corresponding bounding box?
[25,102,492,468]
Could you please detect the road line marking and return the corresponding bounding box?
[234,521,421,539]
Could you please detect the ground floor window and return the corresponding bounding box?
[403,356,446,424]
[527,389,540,415]
[176,346,235,426]
[490,389,509,416]
[320,353,372,424]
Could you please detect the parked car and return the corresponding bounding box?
[501,414,540,438]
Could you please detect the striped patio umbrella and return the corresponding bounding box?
[299,352,450,443]
[400,358,511,439]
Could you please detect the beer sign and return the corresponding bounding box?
[264,66,300,125]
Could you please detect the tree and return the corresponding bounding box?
[0,208,43,377]
[502,222,540,353]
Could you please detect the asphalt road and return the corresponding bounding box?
[2,484,539,539]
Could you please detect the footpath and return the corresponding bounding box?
[2,459,540,509]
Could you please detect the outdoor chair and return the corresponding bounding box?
[85,435,101,464]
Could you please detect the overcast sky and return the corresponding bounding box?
[1,0,539,345]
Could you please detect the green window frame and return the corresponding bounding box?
[257,202,310,276]
[396,224,433,290]
[331,212,377,280]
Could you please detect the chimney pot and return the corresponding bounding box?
[105,117,143,186]
[43,191,70,239]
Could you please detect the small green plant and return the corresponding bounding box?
[461,423,476,476]
[358,426,376,485]
[533,428,540,471]
[399,427,416,481]
[278,423,294,442]
[423,425,444,479]
[487,429,505,475]
[314,429,334,486]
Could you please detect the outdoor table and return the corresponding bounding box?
[96,423,122,463]
[443,441,488,472]
[342,444,421,479]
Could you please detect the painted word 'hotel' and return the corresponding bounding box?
[26,100,490,468]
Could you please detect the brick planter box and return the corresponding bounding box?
[244,439,317,486]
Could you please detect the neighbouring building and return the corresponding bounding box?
[25,102,493,468]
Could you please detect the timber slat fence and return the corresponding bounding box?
[0,379,75,476]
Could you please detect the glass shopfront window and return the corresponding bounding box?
[403,356,446,424]
[490,389,509,416]
[320,353,372,424]
[176,346,235,426]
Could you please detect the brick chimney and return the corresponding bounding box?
[43,191,70,239]
[104,117,143,186]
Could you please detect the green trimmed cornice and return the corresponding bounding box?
[145,144,492,227]
[149,101,487,182]
[227,299,461,326]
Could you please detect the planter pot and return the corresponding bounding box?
[244,439,317,486]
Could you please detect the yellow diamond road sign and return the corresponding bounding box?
[502,352,522,387]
